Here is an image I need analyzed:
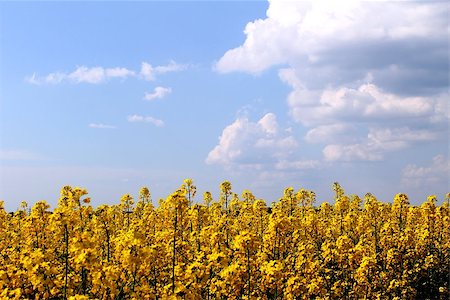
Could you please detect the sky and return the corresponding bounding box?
[0,0,448,211]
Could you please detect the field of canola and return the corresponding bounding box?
[0,180,449,299]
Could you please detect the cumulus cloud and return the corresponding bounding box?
[89,123,116,129]
[281,71,448,161]
[127,114,164,127]
[206,113,298,169]
[305,124,354,144]
[401,155,450,188]
[216,0,448,93]
[144,86,172,101]
[280,74,443,127]
[287,79,447,161]
[216,0,448,163]
[323,127,438,162]
[26,60,187,84]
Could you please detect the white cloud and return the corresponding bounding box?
[127,114,164,127]
[323,127,439,162]
[44,72,66,84]
[154,60,187,74]
[323,144,382,162]
[402,155,450,188]
[257,112,279,135]
[140,62,155,81]
[216,0,448,164]
[105,67,136,78]
[68,66,106,84]
[27,66,136,84]
[283,74,447,161]
[430,94,450,124]
[144,86,172,101]
[216,0,447,79]
[89,123,116,129]
[368,127,437,146]
[305,123,353,144]
[140,60,187,82]
[27,60,186,85]
[281,78,441,127]
[206,113,298,169]
[25,73,40,85]
[280,68,448,161]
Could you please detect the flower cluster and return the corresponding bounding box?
[0,181,449,299]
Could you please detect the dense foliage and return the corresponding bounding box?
[0,180,449,299]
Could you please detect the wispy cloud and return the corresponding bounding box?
[69,67,108,84]
[25,73,40,85]
[154,60,187,74]
[26,66,136,85]
[105,67,135,78]
[140,60,187,81]
[127,114,164,127]
[275,159,320,171]
[140,62,155,81]
[26,60,187,85]
[401,155,450,188]
[144,86,172,101]
[89,123,116,129]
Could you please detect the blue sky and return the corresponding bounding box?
[0,0,448,210]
